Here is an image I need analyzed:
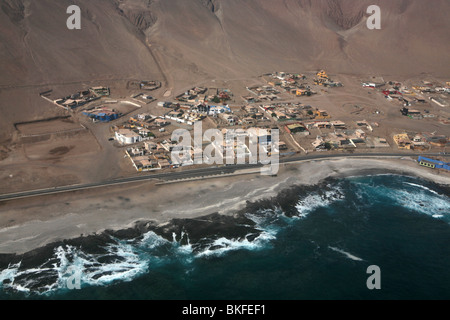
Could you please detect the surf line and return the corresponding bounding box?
[329,246,364,262]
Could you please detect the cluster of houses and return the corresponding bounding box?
[279,118,387,151]
[164,103,262,127]
[176,87,208,103]
[238,105,269,125]
[90,87,111,97]
[381,82,430,111]
[162,103,238,126]
[262,103,332,122]
[176,87,233,105]
[253,70,343,100]
[124,127,286,172]
[245,85,281,102]
[49,87,110,110]
[112,74,449,174]
[311,129,369,151]
[393,132,449,151]
[266,72,314,97]
[196,102,333,127]
[114,113,172,145]
[412,81,450,95]
[132,93,156,105]
[126,142,173,172]
[242,69,344,106]
[360,77,450,124]
[165,109,206,126]
[362,76,386,89]
[365,79,449,117]
[306,120,384,151]
[312,70,343,88]
[130,113,170,129]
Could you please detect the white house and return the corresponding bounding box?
[115,129,143,145]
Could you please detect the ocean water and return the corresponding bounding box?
[0,174,449,300]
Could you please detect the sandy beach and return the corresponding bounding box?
[0,156,449,255]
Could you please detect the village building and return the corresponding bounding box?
[285,123,308,134]
[393,133,412,149]
[273,111,288,121]
[90,86,110,97]
[144,141,158,152]
[155,119,170,127]
[248,128,272,146]
[220,113,237,125]
[245,105,258,114]
[315,110,330,119]
[115,129,143,145]
[331,121,347,130]
[83,107,121,123]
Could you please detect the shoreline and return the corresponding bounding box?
[0,157,449,255]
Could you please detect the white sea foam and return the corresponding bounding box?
[328,246,364,262]
[190,210,283,259]
[385,185,450,221]
[404,182,440,196]
[0,263,20,288]
[295,187,345,218]
[353,178,449,222]
[1,218,281,295]
[195,231,275,258]
[246,209,289,236]
[140,231,170,249]
[0,239,151,295]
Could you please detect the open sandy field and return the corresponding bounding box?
[16,117,82,136]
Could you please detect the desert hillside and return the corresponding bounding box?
[148,0,450,79]
[2,0,449,85]
[0,0,449,140]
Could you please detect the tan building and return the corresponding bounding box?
[393,133,412,149]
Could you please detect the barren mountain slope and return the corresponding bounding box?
[0,0,163,140]
[0,0,449,141]
[2,0,448,85]
[0,0,162,86]
[148,0,450,79]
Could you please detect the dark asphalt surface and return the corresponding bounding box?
[0,152,448,202]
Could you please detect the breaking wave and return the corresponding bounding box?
[295,185,345,218]
[0,239,150,295]
[349,176,450,223]
[0,175,448,297]
[328,246,364,262]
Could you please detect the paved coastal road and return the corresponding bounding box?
[0,153,448,202]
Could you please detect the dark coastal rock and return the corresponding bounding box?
[152,212,258,247]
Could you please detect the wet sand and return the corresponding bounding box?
[0,157,449,254]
